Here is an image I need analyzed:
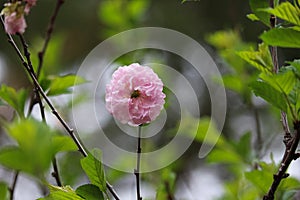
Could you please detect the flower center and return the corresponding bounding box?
[131,90,140,98]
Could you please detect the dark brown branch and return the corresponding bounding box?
[37,0,64,78]
[263,121,300,200]
[1,15,121,200]
[51,157,62,186]
[18,34,63,187]
[262,1,300,199]
[9,171,19,200]
[17,34,46,120]
[134,125,142,200]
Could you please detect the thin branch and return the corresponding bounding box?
[253,106,263,158]
[9,171,19,200]
[134,125,142,200]
[1,18,121,200]
[51,157,62,187]
[27,0,64,114]
[263,121,300,200]
[164,181,174,200]
[37,0,64,78]
[18,34,64,187]
[269,0,278,73]
[17,34,46,120]
[262,1,300,199]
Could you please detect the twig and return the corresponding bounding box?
[51,157,62,187]
[134,125,142,200]
[253,106,263,158]
[262,1,300,199]
[164,181,174,200]
[36,0,64,78]
[269,0,278,73]
[17,34,46,120]
[9,171,19,200]
[1,16,121,200]
[27,0,64,114]
[263,121,300,200]
[18,34,62,188]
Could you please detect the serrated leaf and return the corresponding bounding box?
[289,59,300,76]
[250,80,287,112]
[0,85,28,118]
[76,184,104,200]
[249,0,270,26]
[260,71,296,94]
[40,185,84,200]
[261,2,300,26]
[47,75,86,96]
[0,182,8,200]
[260,28,300,48]
[80,149,107,193]
[237,43,273,73]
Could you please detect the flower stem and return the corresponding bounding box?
[135,125,142,200]
[9,171,19,200]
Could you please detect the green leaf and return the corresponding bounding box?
[76,184,104,200]
[80,149,107,193]
[40,185,84,200]
[47,75,86,96]
[234,132,253,163]
[156,169,176,200]
[260,28,300,48]
[249,0,270,26]
[250,80,288,112]
[222,75,244,93]
[260,70,297,95]
[0,182,9,200]
[237,43,273,73]
[0,119,76,177]
[52,136,77,152]
[289,59,300,76]
[0,85,28,118]
[247,13,260,21]
[0,147,32,173]
[245,168,273,193]
[261,2,300,26]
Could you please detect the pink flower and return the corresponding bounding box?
[24,0,37,14]
[106,63,166,126]
[4,12,27,34]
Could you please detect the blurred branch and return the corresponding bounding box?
[253,106,263,158]
[37,0,64,78]
[9,171,19,200]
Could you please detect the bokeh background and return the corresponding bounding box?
[1,0,300,199]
